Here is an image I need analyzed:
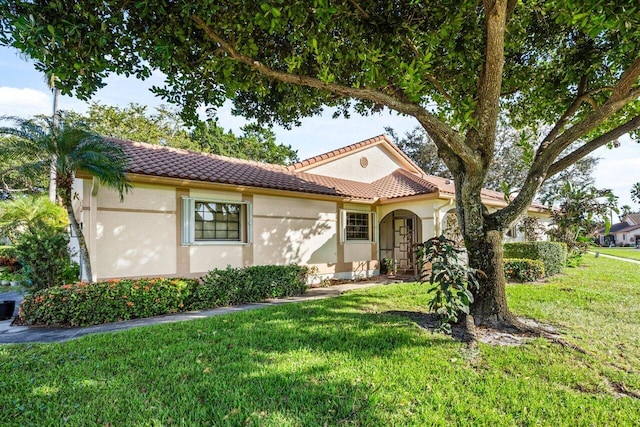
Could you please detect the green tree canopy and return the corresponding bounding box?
[2,0,638,328]
[64,103,299,164]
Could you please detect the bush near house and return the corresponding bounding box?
[504,242,567,276]
[503,258,545,282]
[19,278,199,327]
[186,265,309,310]
[18,265,309,327]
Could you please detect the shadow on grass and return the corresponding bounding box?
[0,295,458,425]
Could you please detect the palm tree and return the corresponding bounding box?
[620,205,632,221]
[0,114,130,281]
[0,194,68,243]
[632,183,640,205]
[46,72,61,203]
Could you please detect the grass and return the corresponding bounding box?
[0,256,639,426]
[594,246,640,260]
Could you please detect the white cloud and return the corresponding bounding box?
[0,87,51,117]
[593,138,640,207]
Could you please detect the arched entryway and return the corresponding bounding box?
[379,209,421,277]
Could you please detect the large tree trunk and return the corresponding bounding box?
[453,170,517,328]
[465,228,516,327]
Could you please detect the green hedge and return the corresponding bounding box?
[185,265,309,310]
[503,242,567,276]
[504,258,545,283]
[19,278,199,327]
[19,265,310,327]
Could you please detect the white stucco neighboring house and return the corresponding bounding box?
[72,134,550,282]
[597,213,640,247]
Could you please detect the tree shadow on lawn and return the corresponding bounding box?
[1,296,461,426]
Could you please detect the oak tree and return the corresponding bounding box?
[2,1,638,328]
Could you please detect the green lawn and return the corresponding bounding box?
[594,246,640,260]
[1,256,639,426]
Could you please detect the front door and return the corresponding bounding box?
[394,217,415,274]
[379,210,421,277]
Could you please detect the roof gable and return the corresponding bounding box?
[287,134,425,182]
[624,213,640,225]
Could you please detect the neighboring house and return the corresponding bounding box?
[597,213,640,247]
[73,134,549,282]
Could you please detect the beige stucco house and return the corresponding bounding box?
[73,134,549,282]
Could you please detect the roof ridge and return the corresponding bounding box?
[286,134,388,171]
[392,169,440,192]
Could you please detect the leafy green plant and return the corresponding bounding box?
[187,264,309,310]
[0,195,75,290]
[379,257,396,275]
[503,242,567,277]
[19,277,200,327]
[14,226,74,291]
[415,235,480,333]
[504,258,545,282]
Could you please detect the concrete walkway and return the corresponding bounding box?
[0,281,396,345]
[590,251,640,265]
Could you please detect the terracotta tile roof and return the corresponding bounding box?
[110,137,547,212]
[372,169,439,199]
[116,139,379,199]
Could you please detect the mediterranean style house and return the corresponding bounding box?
[72,134,549,282]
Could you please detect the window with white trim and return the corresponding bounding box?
[182,198,251,245]
[341,210,376,242]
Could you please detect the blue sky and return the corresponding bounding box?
[1,45,638,208]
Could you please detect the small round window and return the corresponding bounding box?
[360,157,369,168]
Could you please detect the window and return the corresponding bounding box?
[341,210,376,242]
[182,198,251,245]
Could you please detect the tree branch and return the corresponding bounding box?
[532,66,640,175]
[190,14,479,166]
[466,0,508,164]
[547,114,640,177]
[539,75,588,150]
[609,57,640,102]
[347,0,370,20]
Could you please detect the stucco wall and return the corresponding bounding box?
[94,184,178,279]
[303,145,405,183]
[189,245,244,271]
[96,210,177,278]
[252,195,338,273]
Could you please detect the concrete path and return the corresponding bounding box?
[0,281,397,345]
[590,251,640,265]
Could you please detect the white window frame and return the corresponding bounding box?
[340,209,377,243]
[182,197,252,246]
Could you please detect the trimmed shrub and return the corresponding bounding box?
[503,242,567,276]
[504,258,545,282]
[186,265,309,310]
[19,278,199,327]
